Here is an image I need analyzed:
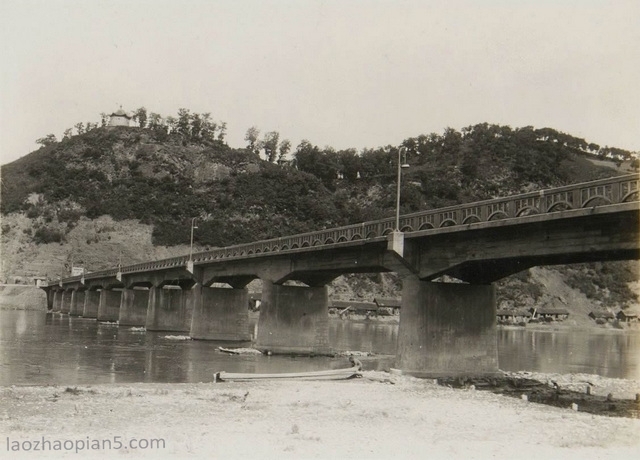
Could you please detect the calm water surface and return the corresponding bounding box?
[1,310,638,385]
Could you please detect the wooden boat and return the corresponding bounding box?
[218,347,241,354]
[214,365,362,382]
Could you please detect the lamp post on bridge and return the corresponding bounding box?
[116,251,122,282]
[395,146,410,231]
[188,217,198,272]
[388,147,410,257]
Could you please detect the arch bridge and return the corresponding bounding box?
[43,174,639,377]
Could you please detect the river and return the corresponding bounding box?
[0,310,638,385]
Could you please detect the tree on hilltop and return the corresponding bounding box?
[218,122,227,141]
[133,107,148,128]
[261,131,280,162]
[36,134,57,148]
[278,139,291,163]
[294,140,340,189]
[176,109,191,137]
[245,126,260,154]
[148,112,163,130]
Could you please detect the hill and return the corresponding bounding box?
[0,123,638,314]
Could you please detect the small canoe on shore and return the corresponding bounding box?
[218,347,263,355]
[214,366,362,382]
[218,347,241,354]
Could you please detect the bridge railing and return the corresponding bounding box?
[62,173,639,283]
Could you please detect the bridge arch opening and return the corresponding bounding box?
[207,282,235,289]
[581,196,612,208]
[515,207,540,217]
[128,281,153,289]
[462,216,480,225]
[487,211,508,221]
[547,202,574,212]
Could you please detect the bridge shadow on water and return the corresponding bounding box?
[438,376,640,419]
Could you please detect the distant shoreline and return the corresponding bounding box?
[2,308,639,333]
[2,284,638,332]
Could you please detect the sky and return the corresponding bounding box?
[1,0,639,165]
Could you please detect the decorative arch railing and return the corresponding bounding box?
[58,173,638,284]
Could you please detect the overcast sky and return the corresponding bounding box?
[1,0,638,165]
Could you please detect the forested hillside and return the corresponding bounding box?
[1,120,637,312]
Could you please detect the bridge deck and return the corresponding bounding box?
[49,174,639,286]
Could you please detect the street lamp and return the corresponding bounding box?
[395,147,410,231]
[189,217,198,262]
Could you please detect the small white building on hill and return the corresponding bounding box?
[108,108,132,127]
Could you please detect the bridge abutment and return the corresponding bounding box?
[396,279,498,377]
[97,289,122,322]
[255,282,331,355]
[119,288,150,327]
[145,286,193,332]
[189,285,250,341]
[69,290,85,316]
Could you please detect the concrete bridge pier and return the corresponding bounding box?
[255,281,331,355]
[51,291,61,312]
[45,290,55,311]
[190,285,251,341]
[60,291,71,314]
[145,284,194,332]
[396,278,499,377]
[119,287,150,327]
[83,290,101,318]
[97,289,122,322]
[69,290,86,316]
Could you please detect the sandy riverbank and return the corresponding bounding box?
[2,372,639,460]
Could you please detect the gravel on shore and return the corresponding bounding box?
[2,371,639,460]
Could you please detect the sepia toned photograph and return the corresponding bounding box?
[1,1,638,458]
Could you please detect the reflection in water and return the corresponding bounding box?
[331,320,398,355]
[1,310,638,385]
[497,328,640,380]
